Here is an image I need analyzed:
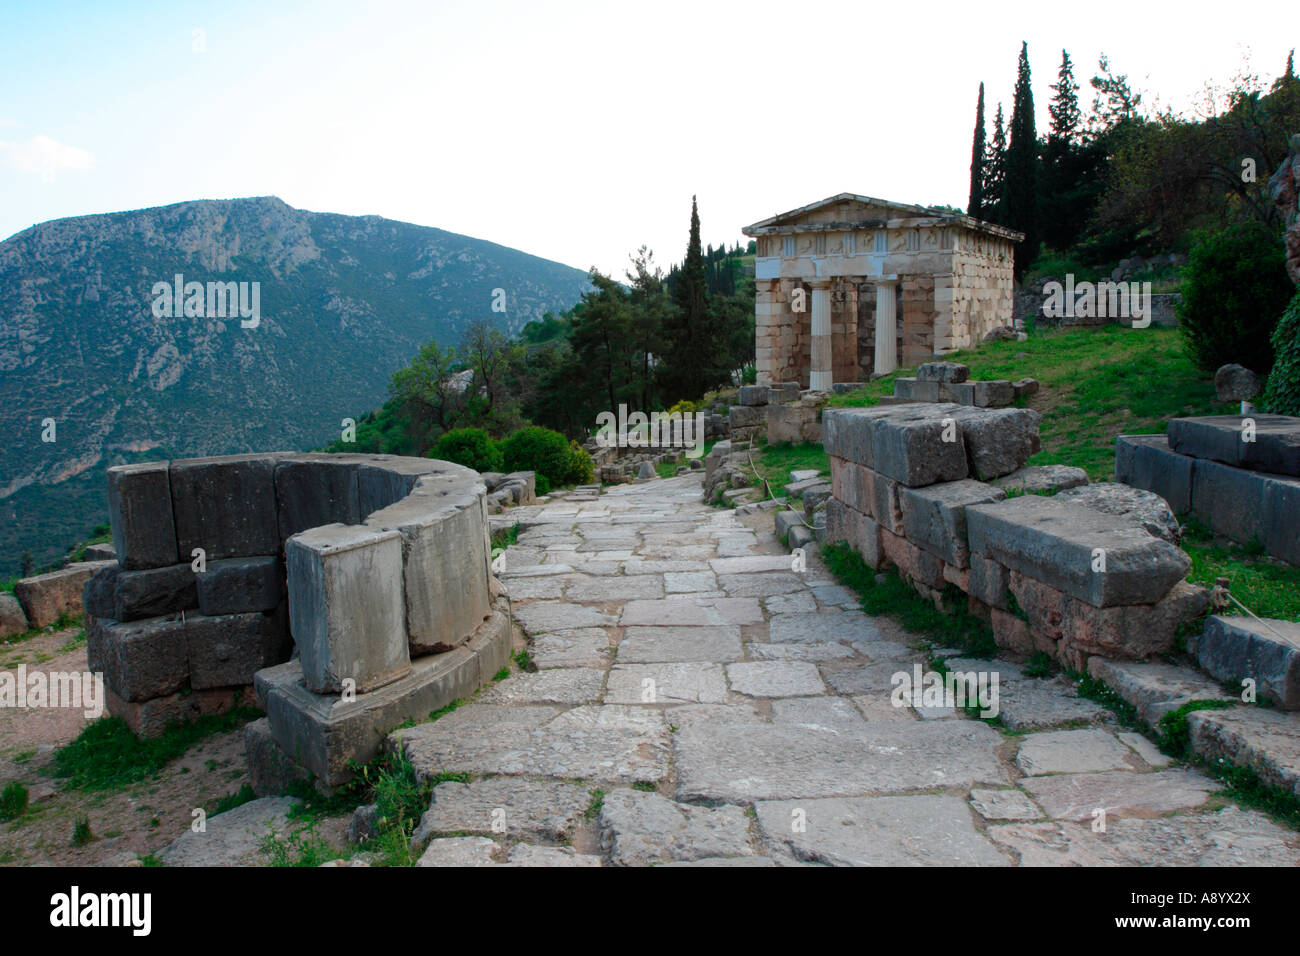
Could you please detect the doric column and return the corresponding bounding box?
[874,281,898,376]
[809,279,832,392]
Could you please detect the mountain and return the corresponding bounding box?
[0,196,592,575]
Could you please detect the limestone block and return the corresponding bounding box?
[286,523,409,694]
[992,465,1088,496]
[113,563,198,621]
[365,480,491,657]
[1168,414,1300,476]
[916,361,970,383]
[81,565,120,620]
[186,609,291,690]
[899,479,1006,567]
[1189,457,1265,546]
[968,553,1009,608]
[1056,482,1180,543]
[244,717,312,796]
[738,385,768,406]
[1262,474,1300,565]
[939,382,976,404]
[170,453,283,560]
[1114,434,1194,514]
[1191,615,1300,710]
[729,405,766,429]
[949,407,1042,481]
[195,555,283,615]
[1055,580,1211,662]
[966,495,1190,608]
[89,614,190,702]
[870,404,969,487]
[972,380,1015,408]
[357,457,469,516]
[107,462,179,570]
[106,685,245,738]
[879,527,944,589]
[275,457,361,540]
[13,561,110,628]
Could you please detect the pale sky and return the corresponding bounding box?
[1,0,1294,278]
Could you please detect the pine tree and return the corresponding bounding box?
[1041,49,1085,251]
[660,196,722,400]
[1003,42,1039,278]
[968,83,987,218]
[1048,49,1080,145]
[985,103,1008,223]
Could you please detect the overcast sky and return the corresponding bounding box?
[2,0,1294,277]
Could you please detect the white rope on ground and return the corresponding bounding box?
[1223,590,1291,642]
[740,444,816,529]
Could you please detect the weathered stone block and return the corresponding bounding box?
[1261,474,1300,566]
[170,454,283,560]
[82,565,120,620]
[972,380,1015,407]
[1055,482,1181,543]
[729,405,766,429]
[1169,414,1300,476]
[265,605,509,786]
[114,563,198,621]
[879,527,944,589]
[366,481,491,657]
[1114,434,1194,514]
[13,561,110,628]
[106,685,245,738]
[992,465,1088,495]
[357,457,468,516]
[738,385,768,406]
[106,462,179,570]
[186,609,291,690]
[1187,708,1300,798]
[916,361,970,383]
[1189,457,1265,546]
[195,556,283,615]
[899,479,1006,567]
[966,495,1190,608]
[275,458,361,540]
[244,716,312,796]
[774,511,804,544]
[90,614,190,702]
[870,470,904,534]
[938,382,976,404]
[1056,580,1210,662]
[950,407,1042,480]
[870,404,969,487]
[1192,615,1300,710]
[968,553,1009,608]
[286,523,409,695]
[0,593,28,638]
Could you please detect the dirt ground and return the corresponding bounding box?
[0,623,312,867]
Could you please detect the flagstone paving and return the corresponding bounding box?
[393,475,1300,867]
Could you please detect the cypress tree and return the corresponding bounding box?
[968,83,987,218]
[1041,49,1086,252]
[1003,42,1039,278]
[660,196,720,400]
[985,103,1008,224]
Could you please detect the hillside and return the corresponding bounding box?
[0,197,592,574]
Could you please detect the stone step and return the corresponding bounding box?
[1190,615,1300,710]
[1187,707,1300,797]
[1168,414,1300,476]
[1086,658,1237,726]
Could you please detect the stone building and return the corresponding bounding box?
[742,194,1022,388]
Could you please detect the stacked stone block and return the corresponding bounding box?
[1116,415,1300,565]
[891,361,1034,409]
[824,403,1205,670]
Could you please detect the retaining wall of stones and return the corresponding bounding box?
[823,404,1208,670]
[83,452,510,790]
[1117,415,1300,566]
[730,382,825,446]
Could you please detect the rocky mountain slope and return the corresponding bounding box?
[0,196,591,574]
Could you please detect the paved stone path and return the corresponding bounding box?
[394,475,1300,866]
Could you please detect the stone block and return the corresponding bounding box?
[870,470,904,534]
[1191,615,1300,710]
[366,482,491,656]
[84,543,116,561]
[265,604,509,786]
[89,614,190,702]
[113,563,198,621]
[870,404,969,487]
[966,495,1191,608]
[729,405,766,429]
[106,461,179,570]
[899,479,1006,567]
[938,382,975,404]
[195,556,283,615]
[1055,580,1211,662]
[774,511,804,545]
[916,361,969,383]
[1189,457,1265,546]
[186,609,292,690]
[82,565,120,620]
[972,380,1015,407]
[879,527,944,590]
[767,382,800,405]
[0,593,28,638]
[968,554,1009,608]
[1055,482,1181,543]
[13,561,109,628]
[106,685,246,738]
[1168,414,1300,476]
[950,406,1042,480]
[802,483,833,516]
[1187,708,1300,798]
[170,454,283,560]
[286,523,409,695]
[1114,434,1194,514]
[244,716,312,796]
[274,457,361,540]
[1086,657,1235,726]
[992,465,1088,496]
[357,457,469,516]
[1261,474,1300,566]
[738,385,768,406]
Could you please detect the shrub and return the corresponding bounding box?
[566,441,594,485]
[431,428,503,473]
[535,473,551,496]
[501,426,574,487]
[667,400,697,415]
[1262,289,1300,416]
[0,781,28,821]
[1177,221,1292,375]
[742,364,757,385]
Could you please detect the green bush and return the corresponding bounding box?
[0,781,28,821]
[431,428,503,473]
[1262,289,1300,416]
[566,440,594,485]
[500,427,575,488]
[1177,221,1292,375]
[535,473,551,496]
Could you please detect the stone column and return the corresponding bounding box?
[810,279,832,392]
[874,280,898,376]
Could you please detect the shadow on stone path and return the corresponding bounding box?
[392,475,1300,867]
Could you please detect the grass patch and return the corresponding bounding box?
[512,649,535,672]
[752,440,829,494]
[823,542,995,657]
[1180,517,1300,622]
[1202,760,1300,830]
[0,781,29,821]
[71,816,94,847]
[212,783,257,816]
[1157,699,1238,759]
[584,788,606,821]
[50,705,263,792]
[490,522,520,552]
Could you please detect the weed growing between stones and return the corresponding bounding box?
[512,649,536,672]
[0,781,28,821]
[260,821,343,867]
[49,705,264,791]
[1075,672,1143,730]
[490,522,520,552]
[1202,761,1300,831]
[212,783,257,816]
[1156,699,1238,759]
[584,789,606,820]
[71,815,93,846]
[1022,651,1056,678]
[823,542,996,657]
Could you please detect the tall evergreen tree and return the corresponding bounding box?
[1003,42,1039,277]
[985,103,1008,223]
[1040,49,1087,251]
[1048,49,1081,144]
[968,82,987,218]
[660,196,723,400]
